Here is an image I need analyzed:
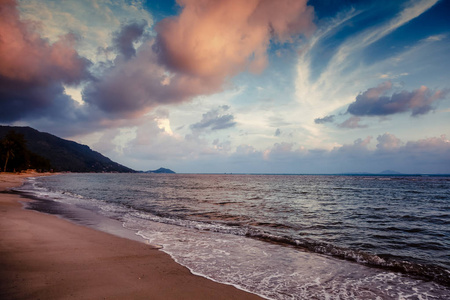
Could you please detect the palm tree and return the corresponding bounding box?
[2,139,15,172]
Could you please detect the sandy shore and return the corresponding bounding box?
[0,173,263,300]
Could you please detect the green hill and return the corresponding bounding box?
[0,126,134,173]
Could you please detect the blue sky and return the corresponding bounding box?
[1,0,449,173]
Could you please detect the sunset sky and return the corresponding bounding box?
[1,0,449,173]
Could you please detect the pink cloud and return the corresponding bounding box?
[155,0,314,78]
[363,81,392,99]
[376,133,403,151]
[0,0,89,84]
[85,0,315,119]
[2,0,315,132]
[404,135,450,153]
[338,116,367,129]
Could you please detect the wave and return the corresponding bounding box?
[16,177,450,288]
[128,208,450,287]
[245,231,450,287]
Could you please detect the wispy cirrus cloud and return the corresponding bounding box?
[295,0,441,121]
[291,0,447,151]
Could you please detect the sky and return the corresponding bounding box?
[1,0,449,174]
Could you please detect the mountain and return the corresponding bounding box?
[0,126,134,173]
[145,167,176,174]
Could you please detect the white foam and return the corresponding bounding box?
[18,176,450,299]
[122,213,450,299]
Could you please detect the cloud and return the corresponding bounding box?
[17,0,154,62]
[337,116,367,129]
[155,0,314,78]
[245,133,450,174]
[378,72,409,79]
[333,136,372,156]
[117,123,450,173]
[263,142,306,161]
[87,0,315,121]
[295,0,442,140]
[82,0,316,120]
[347,81,449,117]
[376,132,403,151]
[120,114,236,167]
[81,0,315,119]
[212,139,232,152]
[82,39,212,118]
[0,0,91,122]
[404,134,450,153]
[190,106,237,131]
[3,0,315,134]
[120,116,206,164]
[375,134,450,173]
[0,0,90,84]
[112,20,148,59]
[314,115,335,124]
[274,128,281,136]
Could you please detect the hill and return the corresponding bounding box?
[145,167,176,174]
[0,126,134,173]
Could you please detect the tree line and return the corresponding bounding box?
[0,130,51,172]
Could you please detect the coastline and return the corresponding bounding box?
[0,173,263,300]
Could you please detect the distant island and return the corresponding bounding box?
[0,126,135,173]
[144,168,176,174]
[379,170,402,175]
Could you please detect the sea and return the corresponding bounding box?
[13,173,450,299]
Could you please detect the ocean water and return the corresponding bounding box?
[15,173,450,299]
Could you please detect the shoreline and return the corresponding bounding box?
[0,173,263,300]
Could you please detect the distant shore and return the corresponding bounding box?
[0,173,262,299]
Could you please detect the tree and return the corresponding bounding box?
[0,130,52,172]
[1,130,29,172]
[2,138,15,172]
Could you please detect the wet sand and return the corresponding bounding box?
[0,173,263,300]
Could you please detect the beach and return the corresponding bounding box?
[0,173,262,300]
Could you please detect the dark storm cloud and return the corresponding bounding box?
[0,78,77,122]
[347,82,448,117]
[0,0,91,123]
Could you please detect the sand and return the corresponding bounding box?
[0,173,263,300]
